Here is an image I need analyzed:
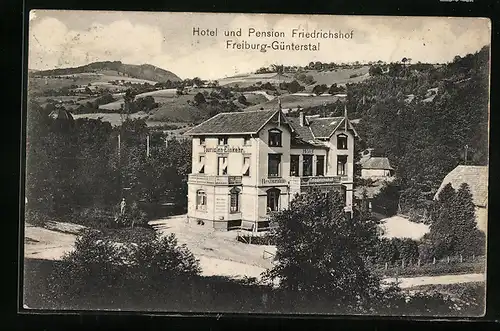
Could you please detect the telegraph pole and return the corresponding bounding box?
[464,145,469,165]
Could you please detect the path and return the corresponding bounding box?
[150,216,275,280]
[24,223,77,260]
[384,273,485,289]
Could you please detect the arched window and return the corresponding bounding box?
[229,187,240,213]
[337,134,348,150]
[268,129,282,147]
[196,190,207,210]
[267,188,281,213]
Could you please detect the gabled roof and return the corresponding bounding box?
[184,109,280,136]
[434,165,488,207]
[361,157,393,170]
[288,117,315,143]
[308,117,345,138]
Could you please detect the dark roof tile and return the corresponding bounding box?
[361,157,393,170]
[184,110,277,135]
[309,117,344,138]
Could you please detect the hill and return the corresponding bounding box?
[243,93,342,112]
[33,61,181,83]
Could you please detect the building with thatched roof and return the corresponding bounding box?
[434,165,488,232]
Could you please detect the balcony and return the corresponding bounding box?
[188,174,242,186]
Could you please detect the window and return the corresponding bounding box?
[244,136,251,146]
[196,190,207,210]
[198,155,205,174]
[290,155,300,177]
[230,187,240,213]
[337,155,347,176]
[337,134,348,150]
[218,137,228,145]
[316,155,325,176]
[218,156,228,175]
[266,188,280,213]
[268,154,281,177]
[242,157,250,176]
[199,137,205,146]
[302,155,313,177]
[268,129,282,147]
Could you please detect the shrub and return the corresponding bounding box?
[47,230,129,306]
[25,209,49,227]
[372,238,419,264]
[130,233,201,284]
[45,230,200,307]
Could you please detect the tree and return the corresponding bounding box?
[420,183,485,259]
[194,92,206,105]
[263,190,381,305]
[449,183,485,256]
[237,95,248,105]
[312,84,328,96]
[369,66,383,76]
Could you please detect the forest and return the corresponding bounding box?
[25,100,191,222]
[352,46,489,214]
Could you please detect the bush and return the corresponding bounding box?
[45,230,200,307]
[25,209,49,227]
[372,238,419,264]
[130,233,201,284]
[47,230,129,306]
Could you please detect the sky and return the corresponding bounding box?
[28,10,491,80]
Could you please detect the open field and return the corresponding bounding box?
[244,93,342,111]
[72,112,150,126]
[218,73,294,87]
[304,66,371,86]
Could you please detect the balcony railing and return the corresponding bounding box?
[188,174,242,185]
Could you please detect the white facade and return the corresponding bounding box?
[186,110,356,231]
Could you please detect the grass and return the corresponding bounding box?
[303,66,371,86]
[243,93,342,111]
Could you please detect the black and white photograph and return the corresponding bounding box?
[23,10,490,316]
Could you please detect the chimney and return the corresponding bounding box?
[299,111,305,126]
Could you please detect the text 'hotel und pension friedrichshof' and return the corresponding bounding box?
[192,27,355,52]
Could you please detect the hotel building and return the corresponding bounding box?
[184,106,358,231]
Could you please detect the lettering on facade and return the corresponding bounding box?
[302,148,314,154]
[261,178,288,185]
[215,197,226,213]
[204,146,245,153]
[301,176,341,185]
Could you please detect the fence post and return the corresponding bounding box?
[460,254,463,263]
[433,257,436,265]
[417,258,421,267]
[447,256,450,264]
[385,262,388,270]
[401,258,405,269]
[472,254,475,261]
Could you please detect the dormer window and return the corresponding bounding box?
[268,129,282,147]
[337,134,348,150]
[218,137,228,145]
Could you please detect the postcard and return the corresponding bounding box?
[23,10,490,316]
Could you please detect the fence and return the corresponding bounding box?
[371,254,486,277]
[236,227,277,245]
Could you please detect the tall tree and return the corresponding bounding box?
[263,190,381,305]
